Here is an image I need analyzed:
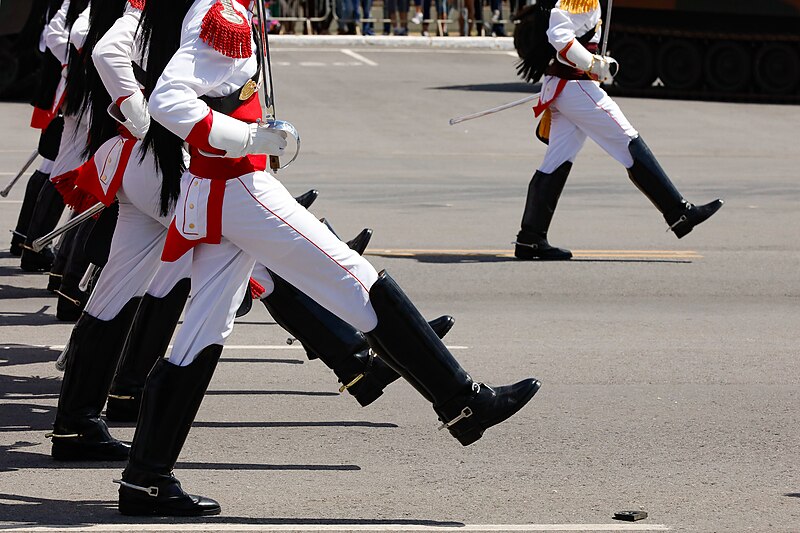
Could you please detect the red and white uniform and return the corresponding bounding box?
[536,0,638,174]
[150,0,378,365]
[45,0,92,183]
[78,1,192,321]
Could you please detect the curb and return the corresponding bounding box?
[269,34,515,50]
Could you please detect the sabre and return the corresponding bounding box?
[601,0,613,57]
[31,202,104,252]
[449,93,540,126]
[253,0,300,171]
[1,150,39,197]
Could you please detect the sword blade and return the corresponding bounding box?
[254,0,280,171]
[601,0,614,57]
[31,202,104,252]
[449,94,540,126]
[1,150,39,197]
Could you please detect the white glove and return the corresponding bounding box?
[206,111,288,158]
[107,90,150,139]
[560,39,619,83]
[248,124,288,157]
[588,55,619,84]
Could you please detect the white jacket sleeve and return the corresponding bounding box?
[44,0,71,65]
[70,5,90,51]
[93,7,143,102]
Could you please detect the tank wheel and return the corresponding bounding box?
[609,35,656,89]
[754,43,800,95]
[657,38,703,91]
[705,41,752,93]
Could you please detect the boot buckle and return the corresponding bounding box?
[107,394,135,400]
[667,215,687,232]
[512,241,538,250]
[438,407,473,430]
[113,479,159,497]
[339,373,365,393]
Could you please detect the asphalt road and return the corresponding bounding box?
[0,41,799,532]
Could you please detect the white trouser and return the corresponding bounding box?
[539,77,639,174]
[85,144,190,320]
[168,170,379,366]
[50,115,88,180]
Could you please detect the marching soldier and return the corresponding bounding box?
[512,0,723,260]
[47,0,456,463]
[20,0,91,274]
[114,0,540,517]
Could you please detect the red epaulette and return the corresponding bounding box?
[128,0,145,10]
[200,0,253,59]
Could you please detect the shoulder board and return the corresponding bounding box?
[559,0,599,14]
[199,0,253,59]
[128,0,145,10]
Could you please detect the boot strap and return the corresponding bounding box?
[337,349,374,393]
[512,241,539,250]
[113,479,159,497]
[667,214,688,232]
[438,406,473,430]
[45,432,81,439]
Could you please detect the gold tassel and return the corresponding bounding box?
[559,0,599,14]
[536,109,552,145]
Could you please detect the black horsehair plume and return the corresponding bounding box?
[138,0,196,217]
[513,0,558,84]
[69,0,129,158]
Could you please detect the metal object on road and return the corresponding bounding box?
[31,202,104,252]
[1,149,38,197]
[449,94,540,126]
[613,511,648,522]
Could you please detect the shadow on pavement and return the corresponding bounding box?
[367,252,694,264]
[205,389,337,397]
[0,443,361,473]
[431,81,540,93]
[0,283,53,299]
[0,306,60,326]
[219,357,304,364]
[0,490,464,529]
[192,421,398,429]
[0,344,61,366]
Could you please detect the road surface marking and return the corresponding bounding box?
[0,524,670,531]
[341,48,378,66]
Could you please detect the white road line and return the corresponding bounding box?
[0,524,670,532]
[341,48,378,66]
[36,344,469,351]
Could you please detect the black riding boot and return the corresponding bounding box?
[106,278,191,422]
[21,179,65,272]
[49,298,141,461]
[515,161,573,260]
[262,273,455,407]
[627,136,723,238]
[55,217,95,321]
[117,345,222,516]
[11,170,50,256]
[365,271,540,446]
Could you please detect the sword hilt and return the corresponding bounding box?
[269,155,280,172]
